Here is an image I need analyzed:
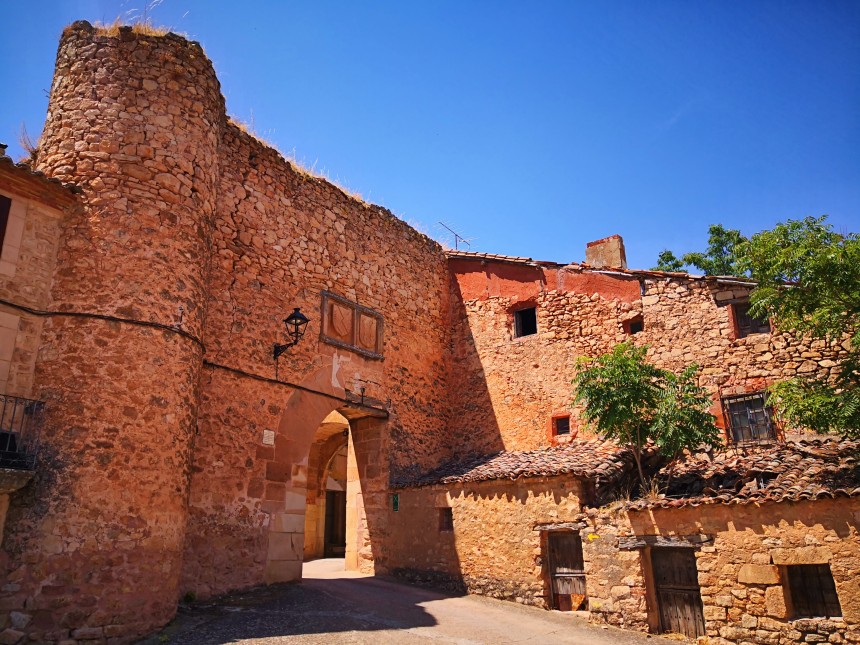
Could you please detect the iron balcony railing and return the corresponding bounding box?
[0,393,44,470]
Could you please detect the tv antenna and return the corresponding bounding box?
[438,222,471,251]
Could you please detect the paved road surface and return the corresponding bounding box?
[142,559,669,645]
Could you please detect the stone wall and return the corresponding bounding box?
[390,475,586,607]
[581,499,860,643]
[2,21,224,643]
[448,258,847,455]
[0,165,77,397]
[180,121,452,597]
[639,277,847,436]
[2,20,453,643]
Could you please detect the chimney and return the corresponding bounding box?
[585,234,627,269]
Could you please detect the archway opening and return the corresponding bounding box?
[304,410,350,562]
[263,373,389,584]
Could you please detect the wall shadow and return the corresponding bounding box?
[142,573,447,643]
[445,269,508,459]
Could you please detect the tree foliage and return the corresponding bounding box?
[573,343,722,487]
[651,224,747,276]
[739,216,860,437]
[653,249,684,272]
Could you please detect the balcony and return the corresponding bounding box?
[0,395,43,493]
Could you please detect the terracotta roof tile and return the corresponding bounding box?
[627,438,860,510]
[393,439,651,489]
[0,152,81,196]
[445,249,541,265]
[445,248,759,285]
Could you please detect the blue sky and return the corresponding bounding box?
[2,1,858,270]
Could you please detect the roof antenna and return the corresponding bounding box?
[438,222,471,251]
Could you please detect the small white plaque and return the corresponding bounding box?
[262,430,275,446]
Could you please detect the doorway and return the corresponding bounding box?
[322,443,348,558]
[650,547,706,638]
[546,531,587,611]
[324,490,347,557]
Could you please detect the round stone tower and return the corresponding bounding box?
[1,22,225,640]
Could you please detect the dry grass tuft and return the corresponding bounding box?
[91,18,173,37]
[642,477,664,501]
[18,124,40,164]
[227,116,367,204]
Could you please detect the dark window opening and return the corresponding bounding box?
[623,315,644,335]
[786,564,842,618]
[723,392,776,444]
[438,507,453,532]
[514,307,537,338]
[734,301,770,338]
[0,195,11,251]
[553,416,571,436]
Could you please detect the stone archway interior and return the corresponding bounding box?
[304,410,350,561]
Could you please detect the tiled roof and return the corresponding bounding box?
[0,151,81,196]
[445,248,759,286]
[445,249,544,266]
[627,438,860,510]
[392,439,650,489]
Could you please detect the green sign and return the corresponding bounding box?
[392,493,400,512]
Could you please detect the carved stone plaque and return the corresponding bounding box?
[320,291,384,360]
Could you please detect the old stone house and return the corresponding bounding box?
[0,21,857,645]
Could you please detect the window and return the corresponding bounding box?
[514,307,537,338]
[733,301,770,338]
[722,392,776,443]
[623,315,644,335]
[438,507,453,532]
[0,195,10,249]
[786,564,842,618]
[320,291,384,359]
[553,415,571,436]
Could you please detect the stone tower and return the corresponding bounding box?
[1,22,224,639]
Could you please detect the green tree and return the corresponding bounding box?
[739,216,860,437]
[573,343,722,487]
[651,224,747,276]
[652,249,684,272]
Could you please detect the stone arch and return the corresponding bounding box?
[265,360,388,582]
[304,412,350,560]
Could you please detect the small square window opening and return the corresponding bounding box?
[733,301,770,338]
[623,315,644,335]
[554,416,571,436]
[786,564,842,618]
[514,307,537,338]
[438,507,453,532]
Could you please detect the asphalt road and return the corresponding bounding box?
[142,559,668,645]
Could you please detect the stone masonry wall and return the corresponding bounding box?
[0,166,76,398]
[640,277,848,435]
[2,22,223,643]
[582,499,860,643]
[448,259,847,456]
[391,475,586,607]
[180,122,452,598]
[204,123,451,477]
[3,21,454,642]
[448,261,640,455]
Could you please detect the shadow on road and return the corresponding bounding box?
[139,564,442,644]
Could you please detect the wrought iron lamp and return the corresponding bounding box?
[273,308,310,360]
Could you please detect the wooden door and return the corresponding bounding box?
[651,547,706,638]
[324,490,346,557]
[547,531,587,611]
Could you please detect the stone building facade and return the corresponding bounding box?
[0,20,857,645]
[1,22,451,644]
